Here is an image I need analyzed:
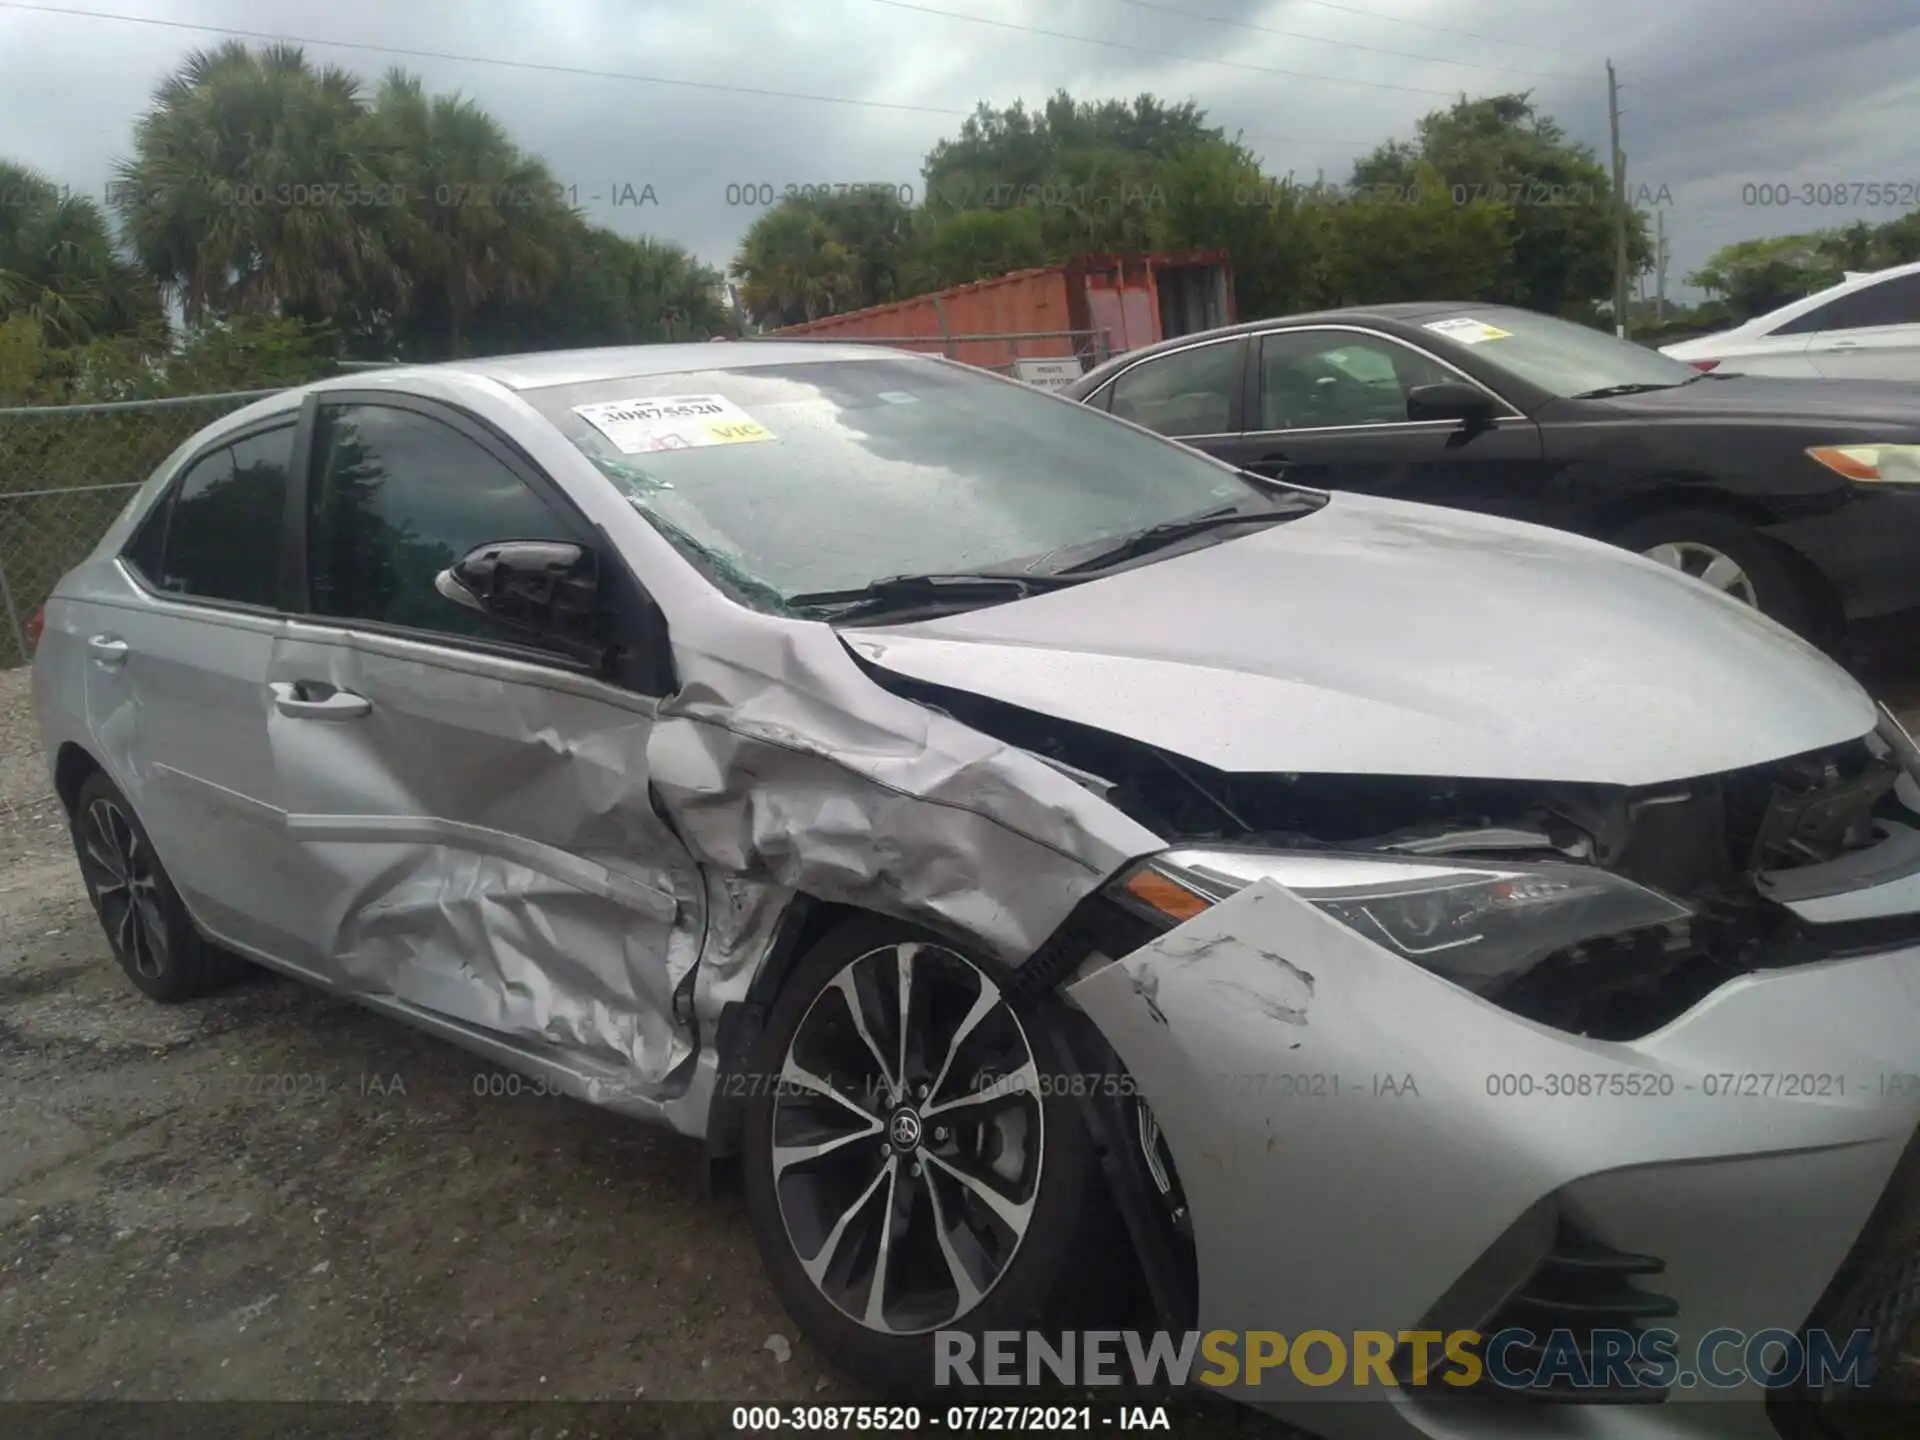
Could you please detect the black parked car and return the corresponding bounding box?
[1063,302,1920,645]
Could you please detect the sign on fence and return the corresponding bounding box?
[1012,358,1085,391]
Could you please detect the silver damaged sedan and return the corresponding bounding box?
[30,343,1920,1437]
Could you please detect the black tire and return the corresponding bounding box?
[1611,507,1825,639]
[70,770,238,1003]
[741,913,1126,1397]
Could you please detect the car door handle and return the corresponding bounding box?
[270,681,371,720]
[87,634,128,668]
[1826,339,1862,349]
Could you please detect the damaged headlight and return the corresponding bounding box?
[1112,848,1692,995]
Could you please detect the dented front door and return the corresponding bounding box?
[266,398,706,1088]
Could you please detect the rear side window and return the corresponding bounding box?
[1775,274,1920,335]
[122,427,293,607]
[1106,340,1241,437]
[305,403,579,639]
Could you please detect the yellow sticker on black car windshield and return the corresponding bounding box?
[1423,317,1512,345]
[573,394,774,453]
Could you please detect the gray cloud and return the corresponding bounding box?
[1,0,1915,299]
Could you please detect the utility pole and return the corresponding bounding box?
[1654,209,1669,319]
[1608,60,1629,337]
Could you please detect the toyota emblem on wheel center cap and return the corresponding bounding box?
[888,1106,923,1151]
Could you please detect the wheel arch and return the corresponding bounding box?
[53,740,102,818]
[703,892,1199,1332]
[1591,482,1844,645]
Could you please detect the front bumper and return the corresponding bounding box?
[1065,879,1920,1440]
[1769,489,1920,624]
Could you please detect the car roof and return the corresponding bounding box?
[309,341,907,395]
[1073,302,1521,382]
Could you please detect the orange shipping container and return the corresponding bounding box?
[772,251,1234,380]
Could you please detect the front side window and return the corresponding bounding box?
[524,355,1269,609]
[1257,331,1457,431]
[306,404,578,639]
[124,427,293,607]
[1105,340,1241,437]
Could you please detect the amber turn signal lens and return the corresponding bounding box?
[1123,866,1214,922]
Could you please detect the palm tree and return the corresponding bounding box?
[731,204,859,327]
[361,71,566,358]
[0,160,156,344]
[112,42,389,322]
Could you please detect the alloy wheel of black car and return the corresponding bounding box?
[71,770,238,1002]
[1613,508,1822,639]
[741,914,1125,1393]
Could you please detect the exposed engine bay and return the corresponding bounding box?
[875,670,1920,1040]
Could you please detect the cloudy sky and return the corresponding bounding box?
[3,0,1918,299]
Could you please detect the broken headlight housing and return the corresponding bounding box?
[1111,848,1693,996]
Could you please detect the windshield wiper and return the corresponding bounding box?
[1049,497,1322,574]
[786,570,1087,622]
[1572,375,1708,399]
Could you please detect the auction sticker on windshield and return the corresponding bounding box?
[573,394,774,453]
[1424,317,1512,345]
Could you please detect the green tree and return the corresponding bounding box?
[359,70,569,358]
[112,42,391,322]
[730,203,860,326]
[1688,233,1842,318]
[467,219,725,351]
[0,160,156,343]
[923,91,1220,206]
[1352,94,1647,315]
[1150,147,1323,319]
[900,205,1047,293]
[1311,161,1515,307]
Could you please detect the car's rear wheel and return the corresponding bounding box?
[70,770,237,1002]
[1611,508,1822,638]
[741,914,1124,1395]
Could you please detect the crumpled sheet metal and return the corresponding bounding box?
[266,628,710,1091]
[648,612,1168,968]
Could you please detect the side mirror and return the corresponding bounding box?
[434,539,605,662]
[1406,381,1496,426]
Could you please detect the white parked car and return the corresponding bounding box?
[1662,260,1920,380]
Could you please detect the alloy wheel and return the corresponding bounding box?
[77,797,168,980]
[771,941,1044,1335]
[1641,540,1758,607]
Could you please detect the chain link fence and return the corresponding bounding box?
[0,389,283,670]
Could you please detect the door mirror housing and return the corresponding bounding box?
[1406,381,1496,426]
[434,539,607,665]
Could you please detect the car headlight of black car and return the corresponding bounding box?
[1110,848,1692,995]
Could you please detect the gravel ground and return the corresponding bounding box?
[3,656,1918,1434]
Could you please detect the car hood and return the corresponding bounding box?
[841,493,1877,788]
[1595,373,1920,428]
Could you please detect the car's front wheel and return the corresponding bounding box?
[70,770,238,1002]
[741,914,1124,1395]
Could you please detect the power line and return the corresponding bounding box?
[1102,0,1565,79]
[1,2,1407,155]
[0,2,975,117]
[1281,0,1586,56]
[860,0,1456,97]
